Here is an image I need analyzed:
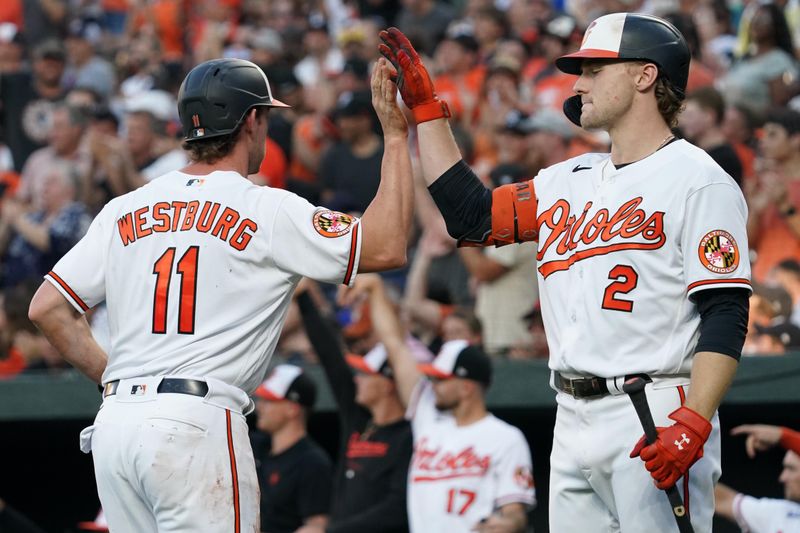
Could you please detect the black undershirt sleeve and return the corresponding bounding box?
[693,288,750,360]
[427,159,493,240]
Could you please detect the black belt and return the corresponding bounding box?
[103,378,209,398]
[554,371,651,399]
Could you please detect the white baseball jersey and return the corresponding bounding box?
[405,381,536,532]
[733,493,800,533]
[523,139,751,377]
[46,169,362,393]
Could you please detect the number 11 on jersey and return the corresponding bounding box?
[152,246,199,334]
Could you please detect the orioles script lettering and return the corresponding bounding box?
[537,197,666,278]
[115,201,258,251]
[411,438,491,482]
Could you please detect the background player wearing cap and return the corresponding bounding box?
[715,424,800,532]
[294,280,411,533]
[27,56,414,532]
[252,365,332,533]
[378,12,750,532]
[342,273,535,533]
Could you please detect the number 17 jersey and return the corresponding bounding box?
[46,170,362,393]
[530,140,751,377]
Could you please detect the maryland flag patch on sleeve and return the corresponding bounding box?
[313,210,354,238]
[698,229,740,274]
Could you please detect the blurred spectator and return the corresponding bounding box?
[264,67,304,165]
[346,273,535,532]
[294,21,344,88]
[63,17,116,99]
[251,365,333,533]
[0,39,66,173]
[0,161,90,289]
[507,0,551,43]
[395,0,455,56]
[16,103,91,211]
[336,57,370,95]
[694,0,738,75]
[526,13,582,111]
[0,22,24,74]
[722,102,758,184]
[129,0,185,67]
[432,31,484,127]
[440,306,482,346]
[249,27,286,73]
[356,0,400,28]
[522,108,576,172]
[715,424,800,532]
[473,7,510,58]
[746,109,800,282]
[3,280,65,375]
[772,259,800,327]
[719,3,799,115]
[123,105,187,183]
[743,283,793,356]
[679,86,743,185]
[296,282,412,533]
[459,240,538,357]
[117,35,168,100]
[663,12,716,95]
[320,90,383,212]
[752,319,800,355]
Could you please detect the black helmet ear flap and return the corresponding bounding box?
[563,95,582,127]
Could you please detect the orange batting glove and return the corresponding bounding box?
[378,27,450,124]
[630,406,712,490]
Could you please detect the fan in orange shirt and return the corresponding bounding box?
[432,32,485,126]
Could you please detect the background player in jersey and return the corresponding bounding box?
[715,423,800,532]
[341,273,535,533]
[251,365,332,533]
[379,13,750,532]
[27,57,414,532]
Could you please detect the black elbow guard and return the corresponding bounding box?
[428,160,493,241]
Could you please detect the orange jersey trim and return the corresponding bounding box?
[225,410,240,533]
[47,271,89,312]
[539,242,665,278]
[687,278,751,291]
[343,222,359,285]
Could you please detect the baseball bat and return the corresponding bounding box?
[623,376,695,533]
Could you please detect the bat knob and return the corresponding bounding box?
[622,375,650,395]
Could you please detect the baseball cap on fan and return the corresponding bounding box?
[419,340,492,386]
[255,365,317,407]
[346,343,394,378]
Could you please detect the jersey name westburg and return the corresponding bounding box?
[537,197,666,278]
[116,200,258,251]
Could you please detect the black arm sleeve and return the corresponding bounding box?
[325,431,412,533]
[296,292,358,428]
[693,288,750,360]
[427,159,493,240]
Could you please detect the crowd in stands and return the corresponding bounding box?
[2,1,800,531]
[1,1,799,376]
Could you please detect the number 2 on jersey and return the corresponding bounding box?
[602,264,638,312]
[446,488,476,515]
[152,246,199,334]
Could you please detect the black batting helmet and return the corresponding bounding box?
[178,58,290,142]
[555,13,690,126]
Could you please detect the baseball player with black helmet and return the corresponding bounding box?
[380,12,750,532]
[28,57,413,532]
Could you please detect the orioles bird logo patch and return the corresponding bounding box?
[698,229,739,274]
[313,210,354,238]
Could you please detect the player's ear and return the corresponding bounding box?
[633,62,659,92]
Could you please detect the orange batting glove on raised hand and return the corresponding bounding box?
[629,406,712,490]
[378,27,450,124]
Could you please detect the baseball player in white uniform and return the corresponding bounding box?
[28,57,414,532]
[342,274,536,533]
[379,12,751,532]
[715,424,800,532]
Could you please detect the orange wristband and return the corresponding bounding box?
[412,100,451,124]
